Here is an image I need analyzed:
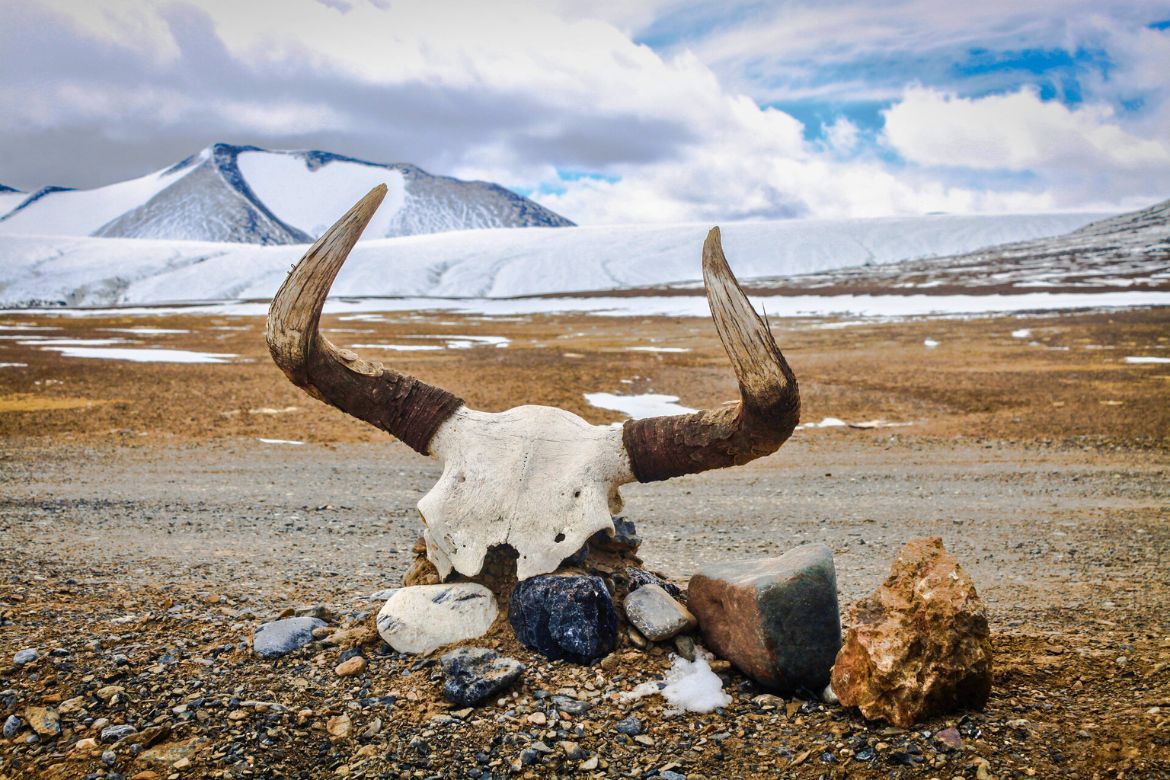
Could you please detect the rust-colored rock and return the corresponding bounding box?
[831,537,992,728]
[688,544,840,692]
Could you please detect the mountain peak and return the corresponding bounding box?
[1,144,573,243]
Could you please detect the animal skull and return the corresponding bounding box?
[267,186,800,580]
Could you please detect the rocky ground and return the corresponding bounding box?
[1,306,1168,778]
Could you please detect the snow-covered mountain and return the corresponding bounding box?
[0,144,573,244]
[728,197,1170,295]
[0,209,1110,307]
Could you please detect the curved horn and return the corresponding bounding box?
[265,185,463,454]
[621,227,800,482]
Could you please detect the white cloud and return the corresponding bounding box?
[882,87,1170,207]
[0,0,1167,221]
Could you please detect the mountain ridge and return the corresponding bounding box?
[0,143,574,244]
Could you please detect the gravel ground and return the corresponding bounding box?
[1,436,1167,779]
[1,306,1168,778]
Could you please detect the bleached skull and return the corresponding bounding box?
[267,186,800,581]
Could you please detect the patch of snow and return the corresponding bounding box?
[257,438,304,445]
[1011,329,1032,338]
[800,417,849,429]
[1125,356,1170,364]
[584,392,695,419]
[0,211,1108,306]
[237,152,407,239]
[625,346,690,353]
[7,292,1170,321]
[350,344,444,352]
[18,338,132,346]
[0,362,27,368]
[923,338,940,348]
[0,164,188,237]
[35,346,237,363]
[103,327,190,335]
[622,648,730,714]
[848,419,915,429]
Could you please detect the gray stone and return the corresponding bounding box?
[252,617,326,658]
[440,647,525,707]
[688,543,841,692]
[615,716,642,736]
[2,715,20,738]
[624,584,697,641]
[100,724,136,743]
[626,568,683,600]
[13,648,38,666]
[551,695,590,716]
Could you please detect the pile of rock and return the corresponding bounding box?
[248,517,993,729]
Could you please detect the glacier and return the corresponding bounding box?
[0,211,1108,307]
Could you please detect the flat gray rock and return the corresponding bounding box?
[252,617,326,658]
[624,584,696,641]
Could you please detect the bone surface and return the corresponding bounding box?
[266,188,801,583]
[421,405,633,580]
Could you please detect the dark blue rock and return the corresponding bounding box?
[615,716,642,736]
[509,575,617,663]
[2,714,20,738]
[608,517,641,549]
[440,647,525,707]
[252,617,326,658]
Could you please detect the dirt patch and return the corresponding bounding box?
[0,306,1168,778]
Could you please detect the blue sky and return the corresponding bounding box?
[1,0,1168,222]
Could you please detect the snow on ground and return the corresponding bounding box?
[8,291,1170,321]
[33,346,238,363]
[1125,356,1170,364]
[584,392,696,418]
[0,163,189,237]
[623,648,731,714]
[0,212,1106,307]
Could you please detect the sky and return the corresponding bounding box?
[1,0,1169,224]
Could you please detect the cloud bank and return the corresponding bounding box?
[1,0,1167,223]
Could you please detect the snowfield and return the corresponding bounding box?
[0,211,1107,307]
[0,144,572,244]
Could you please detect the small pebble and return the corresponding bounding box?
[335,656,367,677]
[615,716,642,736]
[13,648,39,666]
[100,725,136,743]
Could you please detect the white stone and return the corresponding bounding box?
[376,583,498,654]
[420,405,634,581]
